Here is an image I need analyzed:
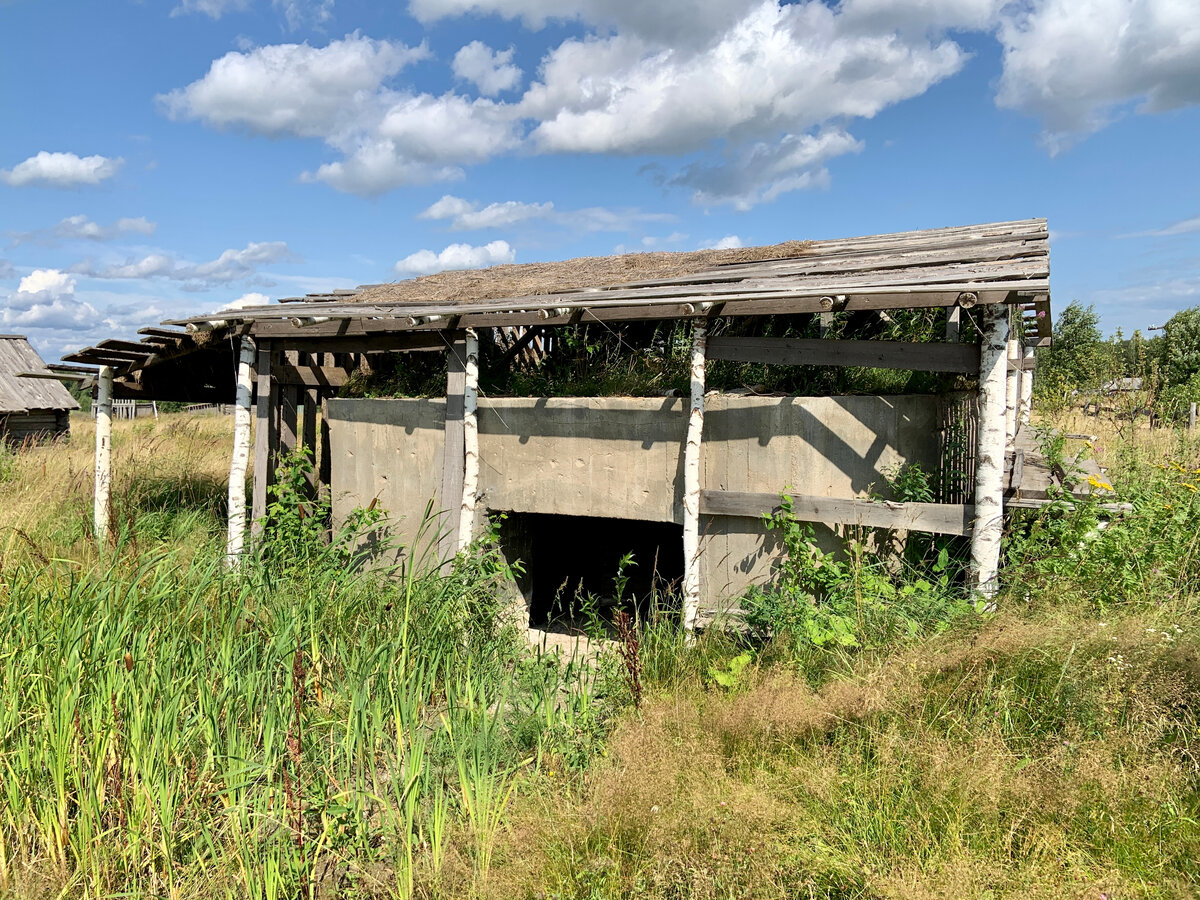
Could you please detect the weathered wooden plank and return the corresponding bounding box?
[706,336,980,373]
[250,344,277,537]
[279,383,300,459]
[318,395,332,504]
[440,338,467,558]
[302,387,319,497]
[700,489,975,537]
[274,362,354,388]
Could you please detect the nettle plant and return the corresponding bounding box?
[262,447,389,573]
[744,489,970,651]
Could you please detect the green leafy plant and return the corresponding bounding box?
[707,651,753,689]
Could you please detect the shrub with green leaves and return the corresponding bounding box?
[743,494,972,652]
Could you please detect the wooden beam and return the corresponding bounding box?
[264,333,449,353]
[251,344,277,539]
[945,306,961,342]
[440,337,467,559]
[279,383,300,459]
[273,362,353,388]
[700,490,975,537]
[302,388,319,498]
[706,335,980,373]
[318,396,332,506]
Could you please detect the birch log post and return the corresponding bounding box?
[457,328,480,552]
[971,304,1010,602]
[682,321,707,634]
[225,338,255,567]
[1004,322,1019,446]
[1019,346,1035,428]
[93,365,114,546]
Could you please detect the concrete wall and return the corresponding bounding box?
[326,394,944,618]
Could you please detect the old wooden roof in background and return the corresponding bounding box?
[0,335,81,414]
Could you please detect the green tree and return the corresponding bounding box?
[1035,301,1118,397]
[1159,305,1200,385]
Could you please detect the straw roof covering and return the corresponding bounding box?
[347,240,814,306]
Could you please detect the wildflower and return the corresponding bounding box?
[1181,482,1198,493]
[1087,474,1114,491]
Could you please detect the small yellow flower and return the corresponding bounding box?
[1087,474,1114,492]
[1181,482,1198,493]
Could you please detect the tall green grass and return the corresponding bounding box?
[0,437,614,899]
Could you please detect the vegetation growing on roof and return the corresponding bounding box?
[344,308,977,401]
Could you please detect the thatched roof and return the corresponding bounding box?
[0,335,80,414]
[340,241,814,306]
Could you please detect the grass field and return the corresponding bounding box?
[0,412,1197,899]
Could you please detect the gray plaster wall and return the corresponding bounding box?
[326,394,943,616]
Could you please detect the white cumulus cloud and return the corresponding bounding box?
[159,34,429,139]
[394,240,515,276]
[74,241,296,288]
[995,0,1200,152]
[9,214,156,246]
[418,194,677,232]
[0,152,123,188]
[667,128,864,210]
[225,291,272,309]
[452,41,523,96]
[420,195,554,229]
[701,235,743,250]
[3,269,100,332]
[173,0,334,29]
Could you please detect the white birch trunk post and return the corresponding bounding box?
[457,328,480,552]
[682,321,707,635]
[971,304,1010,604]
[1019,346,1035,428]
[225,338,256,568]
[1004,320,1019,446]
[93,365,114,546]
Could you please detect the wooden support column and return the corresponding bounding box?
[440,334,467,558]
[1018,346,1035,428]
[971,304,1009,602]
[93,365,114,546]
[279,382,300,459]
[301,387,319,498]
[458,329,480,551]
[251,343,278,540]
[318,396,332,503]
[945,305,961,343]
[1004,315,1019,446]
[682,321,707,634]
[225,338,255,567]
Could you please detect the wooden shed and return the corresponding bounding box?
[0,335,79,443]
[64,219,1054,630]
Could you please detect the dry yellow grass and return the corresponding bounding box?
[1,412,234,564]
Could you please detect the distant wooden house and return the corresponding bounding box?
[0,335,79,443]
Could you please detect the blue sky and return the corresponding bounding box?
[1,0,1198,361]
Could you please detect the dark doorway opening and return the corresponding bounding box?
[495,512,684,631]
